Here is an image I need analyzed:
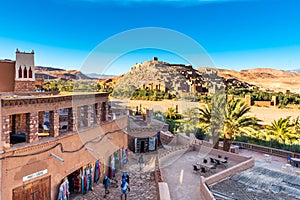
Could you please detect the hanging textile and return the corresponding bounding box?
[111,156,115,178]
[149,137,156,151]
[81,167,86,195]
[94,160,101,183]
[126,149,130,163]
[134,138,138,153]
[120,149,124,169]
[100,161,105,179]
[57,178,70,200]
[73,169,81,192]
[123,149,127,164]
[87,165,93,191]
[114,151,120,172]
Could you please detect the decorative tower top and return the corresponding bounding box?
[15,49,35,81]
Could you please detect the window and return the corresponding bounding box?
[18,66,22,78]
[24,67,27,78]
[29,67,33,78]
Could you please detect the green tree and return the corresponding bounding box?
[165,107,177,120]
[197,92,226,149]
[266,117,300,145]
[223,99,260,151]
[198,97,260,151]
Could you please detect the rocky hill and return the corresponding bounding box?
[217,68,300,93]
[114,58,253,97]
[35,66,95,80]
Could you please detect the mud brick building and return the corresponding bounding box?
[0,50,128,200]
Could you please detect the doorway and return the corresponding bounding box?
[12,176,51,200]
[141,141,145,153]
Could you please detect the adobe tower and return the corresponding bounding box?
[14,49,36,93]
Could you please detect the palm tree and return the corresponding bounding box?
[198,93,226,149]
[198,104,211,131]
[266,117,298,145]
[165,107,177,120]
[292,116,300,133]
[198,97,260,151]
[223,99,260,151]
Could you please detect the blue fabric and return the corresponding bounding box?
[94,160,100,182]
[105,177,111,190]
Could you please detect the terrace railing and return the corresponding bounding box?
[233,141,300,158]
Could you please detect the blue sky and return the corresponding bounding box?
[1,0,300,74]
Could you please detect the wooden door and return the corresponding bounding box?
[13,176,51,200]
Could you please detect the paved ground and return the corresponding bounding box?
[70,152,158,200]
[161,150,239,200]
[238,149,297,173]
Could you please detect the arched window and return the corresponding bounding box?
[24,67,27,78]
[29,67,33,78]
[18,66,22,78]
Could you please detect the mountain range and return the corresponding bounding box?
[217,68,300,93]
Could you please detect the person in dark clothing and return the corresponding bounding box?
[103,176,111,196]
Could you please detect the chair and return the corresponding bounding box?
[193,165,200,174]
[221,159,228,168]
[210,163,218,173]
[224,156,229,161]
[203,159,208,163]
[200,167,206,174]
[216,160,221,165]
[60,125,68,132]
[43,124,49,131]
[210,157,216,163]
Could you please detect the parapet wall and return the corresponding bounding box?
[160,131,174,144]
[194,141,255,200]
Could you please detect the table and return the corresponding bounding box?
[291,158,300,167]
[196,162,214,174]
[264,154,272,163]
[209,156,227,163]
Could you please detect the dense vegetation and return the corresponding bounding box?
[160,98,300,153]
[227,88,300,105]
[130,89,176,101]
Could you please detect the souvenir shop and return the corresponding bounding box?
[57,149,130,199]
[57,160,104,199]
[108,148,129,179]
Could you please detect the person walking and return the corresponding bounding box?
[122,171,130,184]
[138,155,144,172]
[120,178,130,200]
[103,176,111,198]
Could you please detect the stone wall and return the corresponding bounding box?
[253,100,271,107]
[204,158,255,185]
[14,80,35,93]
[199,176,215,200]
[160,131,174,145]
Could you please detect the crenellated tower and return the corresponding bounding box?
[14,49,36,93]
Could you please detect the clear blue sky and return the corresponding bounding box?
[1,0,300,74]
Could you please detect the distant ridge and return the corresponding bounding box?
[86,73,116,79]
[35,66,96,80]
[217,67,300,93]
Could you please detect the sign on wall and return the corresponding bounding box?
[22,169,48,182]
